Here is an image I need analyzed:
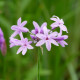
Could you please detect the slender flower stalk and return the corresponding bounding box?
[38,48,40,80]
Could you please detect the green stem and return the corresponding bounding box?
[38,48,40,80]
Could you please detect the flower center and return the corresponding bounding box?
[24,44,27,46]
[35,30,38,34]
[46,37,49,40]
[59,23,61,25]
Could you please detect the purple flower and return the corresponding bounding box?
[31,21,50,43]
[36,26,59,51]
[10,38,21,48]
[31,21,47,34]
[50,16,68,33]
[0,28,7,56]
[10,33,33,55]
[11,17,29,38]
[54,30,68,47]
[16,38,33,55]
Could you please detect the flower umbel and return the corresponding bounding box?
[10,16,68,55]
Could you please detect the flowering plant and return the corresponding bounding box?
[10,16,68,55]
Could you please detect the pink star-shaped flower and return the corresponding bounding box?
[17,38,33,55]
[54,30,68,47]
[36,26,59,51]
[31,21,47,34]
[50,16,68,33]
[11,17,29,38]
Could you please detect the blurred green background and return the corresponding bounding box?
[0,0,80,80]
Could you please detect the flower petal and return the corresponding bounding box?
[30,35,36,39]
[46,41,51,51]
[50,23,58,29]
[62,35,68,39]
[31,30,36,34]
[50,39,59,46]
[17,17,21,25]
[19,32,24,39]
[60,25,68,33]
[29,41,32,44]
[27,45,33,49]
[33,21,40,29]
[36,34,45,39]
[59,41,68,47]
[10,43,15,48]
[10,31,18,38]
[41,22,47,28]
[20,21,27,27]
[43,26,48,35]
[49,32,58,38]
[11,25,18,30]
[20,27,29,32]
[36,40,45,46]
[17,47,23,54]
[54,37,64,41]
[50,17,57,21]
[22,47,27,55]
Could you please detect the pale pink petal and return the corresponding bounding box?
[36,40,45,46]
[41,22,47,28]
[10,43,15,48]
[31,30,36,34]
[59,41,68,47]
[43,26,48,35]
[20,27,29,32]
[50,39,59,46]
[33,21,40,29]
[17,17,21,25]
[50,18,57,21]
[17,47,23,54]
[62,35,68,39]
[49,32,58,38]
[50,23,58,29]
[22,47,27,55]
[10,31,18,38]
[27,45,33,49]
[46,41,51,51]
[62,41,68,45]
[36,34,45,39]
[59,41,65,47]
[59,19,64,24]
[29,41,32,44]
[60,25,68,33]
[20,21,27,27]
[19,32,24,39]
[58,30,62,36]
[11,25,18,30]
[21,38,28,43]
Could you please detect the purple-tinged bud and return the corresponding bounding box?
[0,28,7,56]
[30,35,36,40]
